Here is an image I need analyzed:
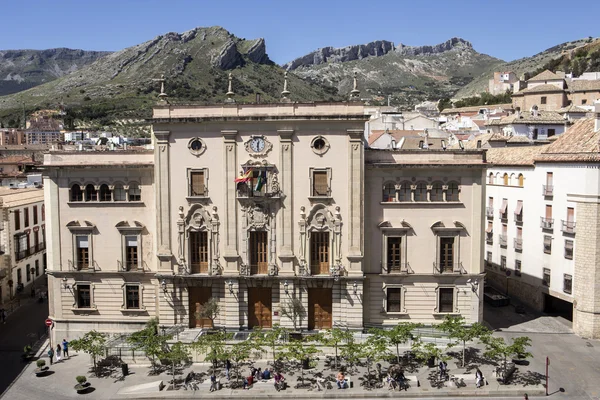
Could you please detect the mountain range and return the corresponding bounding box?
[0,26,595,133]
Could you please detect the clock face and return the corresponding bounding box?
[250,137,265,152]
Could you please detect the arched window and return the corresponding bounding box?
[85,184,97,202]
[518,174,524,187]
[503,173,509,186]
[510,173,516,186]
[398,182,411,202]
[447,182,460,201]
[114,184,126,201]
[488,173,494,185]
[99,184,111,202]
[70,185,83,202]
[382,182,396,202]
[414,182,428,202]
[128,183,141,202]
[430,182,444,202]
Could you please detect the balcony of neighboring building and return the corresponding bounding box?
[486,232,493,245]
[486,207,494,219]
[540,217,554,230]
[542,184,553,197]
[514,238,523,252]
[499,234,508,248]
[561,220,576,234]
[14,242,46,262]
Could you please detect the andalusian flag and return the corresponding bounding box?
[235,168,253,183]
[254,170,266,191]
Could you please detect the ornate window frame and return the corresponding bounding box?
[309,167,332,200]
[434,285,459,314]
[298,204,342,277]
[310,135,330,156]
[188,137,207,157]
[187,168,209,199]
[116,221,144,271]
[121,282,145,311]
[382,283,407,314]
[378,221,411,273]
[72,281,96,310]
[67,221,96,271]
[431,221,465,274]
[178,204,221,276]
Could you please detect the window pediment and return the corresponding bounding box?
[67,220,96,232]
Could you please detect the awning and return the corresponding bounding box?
[515,201,523,215]
[544,236,552,245]
[500,199,508,213]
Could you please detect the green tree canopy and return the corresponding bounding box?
[69,330,108,376]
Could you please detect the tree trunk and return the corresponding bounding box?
[335,345,338,369]
[397,344,400,364]
[462,340,466,367]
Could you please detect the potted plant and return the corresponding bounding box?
[34,359,49,376]
[74,376,89,393]
[22,345,33,361]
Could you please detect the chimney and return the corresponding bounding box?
[595,102,600,132]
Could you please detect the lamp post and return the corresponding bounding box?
[30,267,35,295]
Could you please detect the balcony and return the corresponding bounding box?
[433,261,465,274]
[14,242,46,261]
[542,184,553,197]
[514,238,523,251]
[499,234,508,248]
[499,212,508,223]
[486,207,494,219]
[486,233,493,245]
[236,166,282,202]
[385,262,412,274]
[68,259,95,272]
[514,212,523,224]
[561,220,576,234]
[540,217,554,230]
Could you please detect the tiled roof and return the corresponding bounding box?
[507,135,533,143]
[519,84,564,94]
[440,103,513,115]
[529,70,563,81]
[0,156,35,165]
[487,145,549,166]
[368,130,423,145]
[368,131,387,145]
[535,118,600,162]
[569,80,600,92]
[486,111,565,126]
[558,105,588,113]
[399,137,446,150]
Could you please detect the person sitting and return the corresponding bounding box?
[316,377,327,391]
[254,368,262,382]
[243,374,254,390]
[262,368,271,380]
[336,371,348,389]
[385,373,397,390]
[396,370,408,391]
[274,371,285,391]
[209,373,218,392]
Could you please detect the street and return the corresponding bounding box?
[0,294,49,396]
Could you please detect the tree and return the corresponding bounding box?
[127,319,171,374]
[438,98,453,112]
[163,341,190,387]
[279,298,306,331]
[411,339,449,366]
[280,336,321,386]
[360,331,390,387]
[436,315,491,367]
[371,323,422,364]
[224,336,252,385]
[196,297,220,328]
[252,325,288,365]
[340,336,362,370]
[318,328,354,369]
[483,336,532,379]
[191,331,227,374]
[69,330,108,376]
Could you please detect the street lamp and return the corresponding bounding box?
[61,276,70,290]
[283,281,289,295]
[353,281,358,295]
[160,279,167,293]
[227,280,234,294]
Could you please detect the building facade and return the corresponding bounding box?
[45,101,486,341]
[0,188,46,304]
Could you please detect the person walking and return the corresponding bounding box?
[47,347,54,366]
[225,359,231,380]
[523,395,528,400]
[62,339,69,359]
[55,344,62,362]
[475,368,483,388]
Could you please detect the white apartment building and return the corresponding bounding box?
[484,107,600,338]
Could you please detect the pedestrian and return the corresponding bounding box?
[47,347,54,365]
[55,344,62,362]
[0,308,4,324]
[439,360,447,381]
[225,359,231,380]
[524,395,528,400]
[62,339,69,358]
[1,308,6,324]
[475,368,483,388]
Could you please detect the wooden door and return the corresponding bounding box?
[248,288,272,329]
[310,232,330,275]
[250,231,268,274]
[439,237,454,273]
[308,288,332,330]
[189,287,212,328]
[190,231,209,273]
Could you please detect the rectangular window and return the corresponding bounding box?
[515,260,522,276]
[249,231,268,275]
[546,172,553,186]
[312,170,330,197]
[35,260,39,277]
[42,205,45,222]
[387,288,402,312]
[548,128,556,137]
[500,256,507,271]
[387,237,402,273]
[500,198,508,220]
[438,288,454,313]
[310,231,330,275]
[563,274,572,294]
[24,207,29,228]
[76,236,90,269]
[189,170,206,196]
[515,200,523,222]
[76,284,91,308]
[541,96,547,104]
[565,239,574,259]
[125,285,140,309]
[486,251,492,267]
[190,231,209,274]
[125,236,138,270]
[14,210,20,231]
[26,265,31,282]
[33,206,38,225]
[582,99,587,105]
[543,268,551,287]
[544,235,552,254]
[33,231,39,252]
[439,237,454,273]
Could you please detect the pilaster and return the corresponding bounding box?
[347,129,364,275]
[153,130,173,272]
[278,130,295,276]
[222,130,239,273]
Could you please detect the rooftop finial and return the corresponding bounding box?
[281,71,291,102]
[152,74,168,103]
[226,73,235,103]
[350,71,360,100]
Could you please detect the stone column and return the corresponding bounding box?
[278,130,295,275]
[154,130,173,272]
[347,129,364,276]
[222,130,239,273]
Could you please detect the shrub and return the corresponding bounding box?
[36,359,46,368]
[23,345,32,353]
[76,375,87,384]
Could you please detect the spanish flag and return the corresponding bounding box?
[235,168,253,183]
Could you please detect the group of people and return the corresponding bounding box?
[47,339,69,365]
[385,370,408,391]
[241,367,284,391]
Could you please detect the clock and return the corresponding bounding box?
[250,137,265,152]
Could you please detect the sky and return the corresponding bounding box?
[0,0,599,65]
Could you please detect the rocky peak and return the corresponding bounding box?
[395,37,472,56]
[245,38,268,64]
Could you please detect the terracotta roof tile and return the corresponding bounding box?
[486,145,549,166]
[529,70,563,81]
[440,103,513,115]
[519,84,564,94]
[558,105,588,113]
[535,118,600,162]
[569,80,600,92]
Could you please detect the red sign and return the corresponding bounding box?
[45,318,53,327]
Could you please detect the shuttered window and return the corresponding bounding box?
[312,170,329,197]
[387,288,401,312]
[190,171,205,196]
